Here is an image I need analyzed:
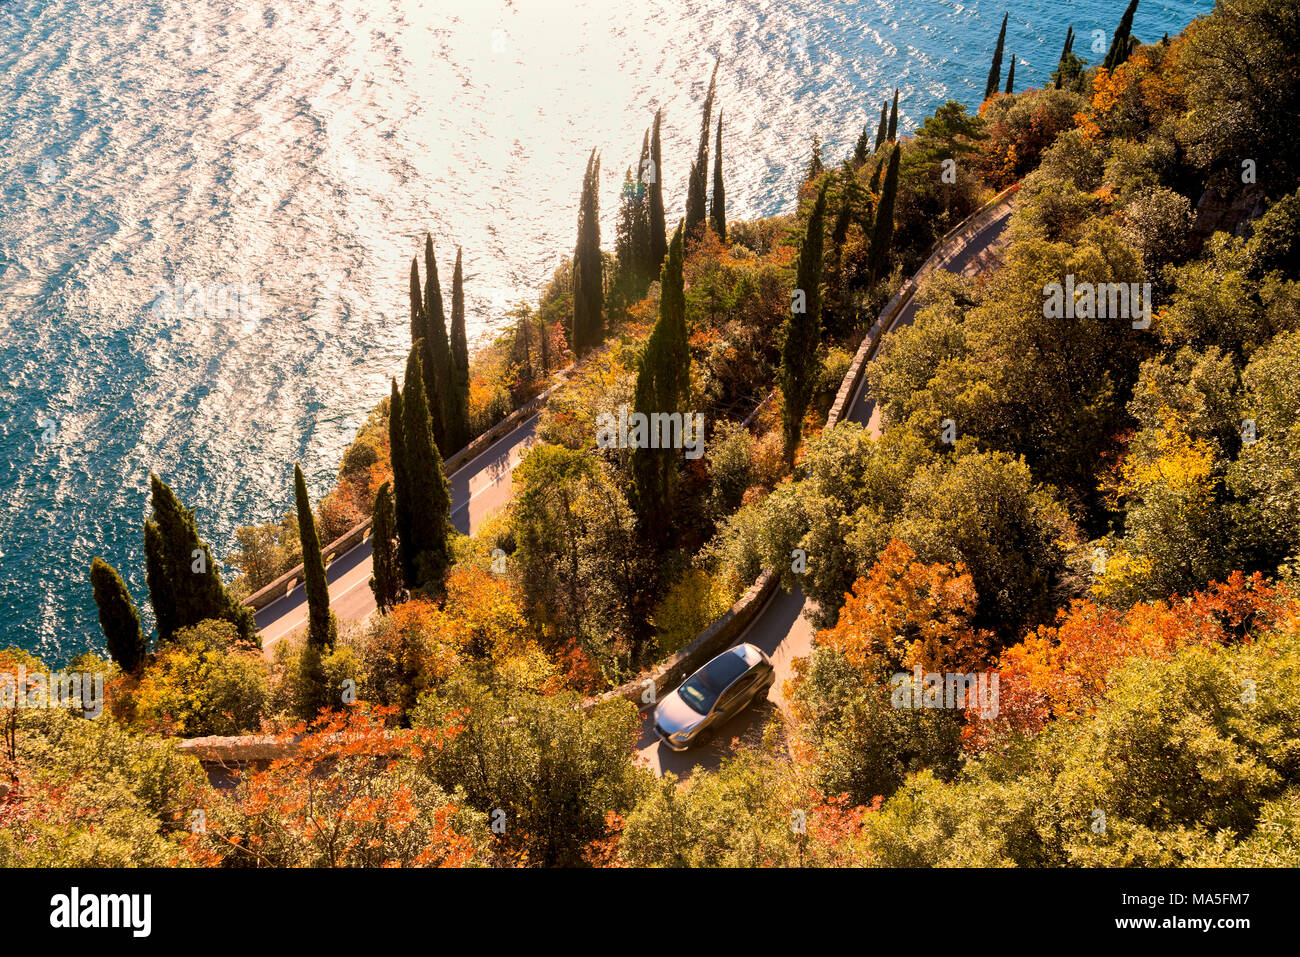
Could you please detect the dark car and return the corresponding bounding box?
[653,643,774,750]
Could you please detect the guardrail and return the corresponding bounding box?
[585,183,1021,715]
[243,366,571,613]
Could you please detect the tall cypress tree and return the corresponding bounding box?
[631,223,687,547]
[90,557,147,674]
[448,247,471,451]
[867,145,901,283]
[294,463,337,649]
[144,473,256,645]
[571,148,603,354]
[1103,0,1139,72]
[409,257,425,348]
[1054,25,1074,89]
[649,109,667,272]
[402,348,455,594]
[633,130,655,286]
[369,481,403,613]
[710,109,726,243]
[684,60,719,242]
[984,12,1008,100]
[780,182,828,465]
[874,102,888,151]
[421,235,452,452]
[143,520,177,644]
[853,122,870,167]
[887,88,899,141]
[1005,54,1016,94]
[388,378,415,586]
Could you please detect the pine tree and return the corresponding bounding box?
[294,463,337,650]
[685,60,719,242]
[631,224,688,547]
[388,378,415,586]
[572,148,604,354]
[780,182,828,465]
[402,348,455,594]
[448,247,471,451]
[984,12,1008,101]
[710,109,726,243]
[887,88,899,141]
[144,473,257,645]
[421,235,452,451]
[369,482,403,613]
[89,557,147,673]
[1005,54,1016,94]
[874,102,888,151]
[867,145,901,283]
[649,109,667,273]
[1103,0,1140,72]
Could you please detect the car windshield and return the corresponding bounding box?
[676,649,750,714]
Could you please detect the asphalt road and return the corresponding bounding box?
[633,199,1016,780]
[254,412,540,651]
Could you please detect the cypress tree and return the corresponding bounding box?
[369,481,403,613]
[448,247,471,451]
[144,473,257,645]
[874,102,888,151]
[90,557,147,674]
[984,12,1008,101]
[631,223,687,546]
[806,134,825,181]
[780,182,828,465]
[421,235,451,451]
[1054,25,1074,89]
[294,463,337,650]
[633,130,655,286]
[409,257,425,347]
[388,378,415,586]
[1103,0,1139,72]
[684,60,718,242]
[402,348,455,594]
[571,148,604,354]
[649,109,667,272]
[710,109,726,243]
[867,145,901,283]
[1005,54,1016,94]
[143,520,177,644]
[887,88,899,141]
[853,122,870,167]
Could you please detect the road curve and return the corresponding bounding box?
[634,199,1016,779]
[254,412,541,651]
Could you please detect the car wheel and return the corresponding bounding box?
[692,727,714,749]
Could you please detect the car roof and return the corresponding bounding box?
[697,646,752,687]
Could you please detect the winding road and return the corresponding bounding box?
[254,413,540,650]
[254,193,1016,781]
[635,196,1016,780]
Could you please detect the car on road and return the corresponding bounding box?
[653,643,774,751]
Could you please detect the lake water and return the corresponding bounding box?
[0,0,1211,661]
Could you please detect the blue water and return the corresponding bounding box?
[0,0,1211,663]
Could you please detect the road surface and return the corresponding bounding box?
[254,412,540,650]
[633,198,1016,779]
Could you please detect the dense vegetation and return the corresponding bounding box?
[4,0,1299,868]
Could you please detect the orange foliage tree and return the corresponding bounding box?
[968,571,1292,748]
[815,539,996,676]
[191,704,479,867]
